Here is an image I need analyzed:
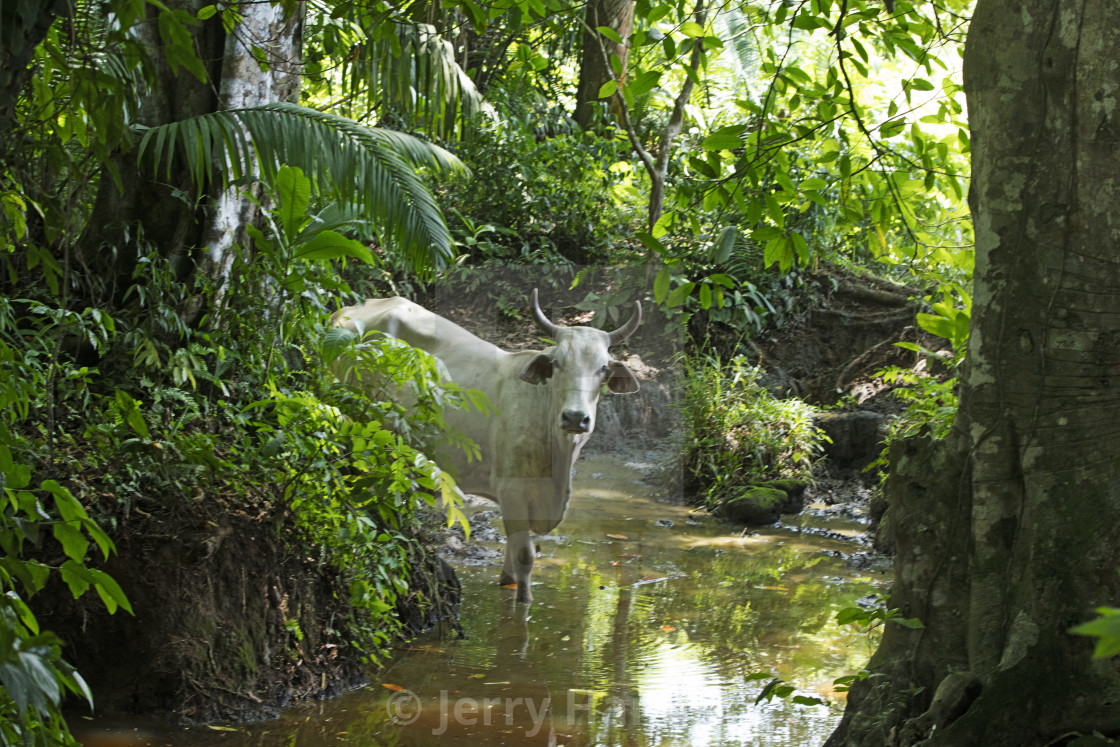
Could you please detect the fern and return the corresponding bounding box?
[135,102,468,270]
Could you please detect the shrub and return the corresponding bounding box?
[679,354,823,507]
[437,95,640,269]
[867,363,958,480]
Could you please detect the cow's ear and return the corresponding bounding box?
[520,353,554,385]
[607,361,640,394]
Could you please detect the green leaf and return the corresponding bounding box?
[653,266,671,304]
[699,282,712,309]
[792,695,826,705]
[88,569,134,615]
[635,231,666,256]
[836,607,867,626]
[626,70,662,98]
[889,616,925,629]
[294,230,374,264]
[157,9,209,82]
[1071,608,1120,658]
[791,231,810,265]
[712,225,736,263]
[765,194,785,228]
[276,165,311,240]
[42,481,86,524]
[662,35,677,59]
[702,125,747,151]
[321,326,358,366]
[596,26,622,43]
[916,312,956,342]
[7,593,39,635]
[879,119,906,138]
[665,282,695,308]
[60,560,95,598]
[651,211,674,239]
[680,21,706,37]
[597,79,618,99]
[792,12,831,31]
[708,273,734,289]
[53,523,89,563]
[112,390,151,439]
[647,3,671,23]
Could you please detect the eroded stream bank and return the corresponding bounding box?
[75,451,889,747]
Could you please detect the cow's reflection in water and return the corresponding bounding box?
[392,603,570,746]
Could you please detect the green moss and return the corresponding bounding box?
[761,479,809,495]
[716,486,790,526]
[238,635,259,675]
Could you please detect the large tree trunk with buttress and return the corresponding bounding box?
[827,2,1120,744]
[75,0,300,313]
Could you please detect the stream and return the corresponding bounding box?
[75,450,889,747]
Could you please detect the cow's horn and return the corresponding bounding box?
[608,301,642,345]
[531,289,562,336]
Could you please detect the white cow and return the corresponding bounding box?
[333,290,641,602]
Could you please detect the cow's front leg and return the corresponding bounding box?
[500,521,535,603]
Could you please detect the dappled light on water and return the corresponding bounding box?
[78,452,888,747]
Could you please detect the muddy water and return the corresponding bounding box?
[76,451,888,747]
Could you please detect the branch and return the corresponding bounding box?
[832,27,924,249]
[654,0,707,180]
[580,16,657,177]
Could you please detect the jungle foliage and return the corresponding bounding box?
[679,353,822,506]
[0,0,988,739]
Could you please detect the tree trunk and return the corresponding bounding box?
[198,2,302,293]
[75,0,302,310]
[0,0,68,139]
[74,0,225,306]
[572,0,633,130]
[827,2,1120,745]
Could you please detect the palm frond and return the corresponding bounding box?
[715,7,762,98]
[136,102,468,271]
[343,22,487,139]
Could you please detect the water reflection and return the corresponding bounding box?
[77,452,887,747]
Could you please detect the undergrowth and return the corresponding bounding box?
[866,361,959,480]
[0,166,472,740]
[679,353,824,507]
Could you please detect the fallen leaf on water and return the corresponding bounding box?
[382,683,404,692]
[610,561,621,567]
[618,554,640,558]
[207,725,239,732]
[606,533,628,540]
[660,625,676,632]
[501,583,518,589]
[470,673,486,678]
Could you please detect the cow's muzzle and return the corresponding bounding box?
[561,410,592,434]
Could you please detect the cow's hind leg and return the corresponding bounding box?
[500,520,535,604]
